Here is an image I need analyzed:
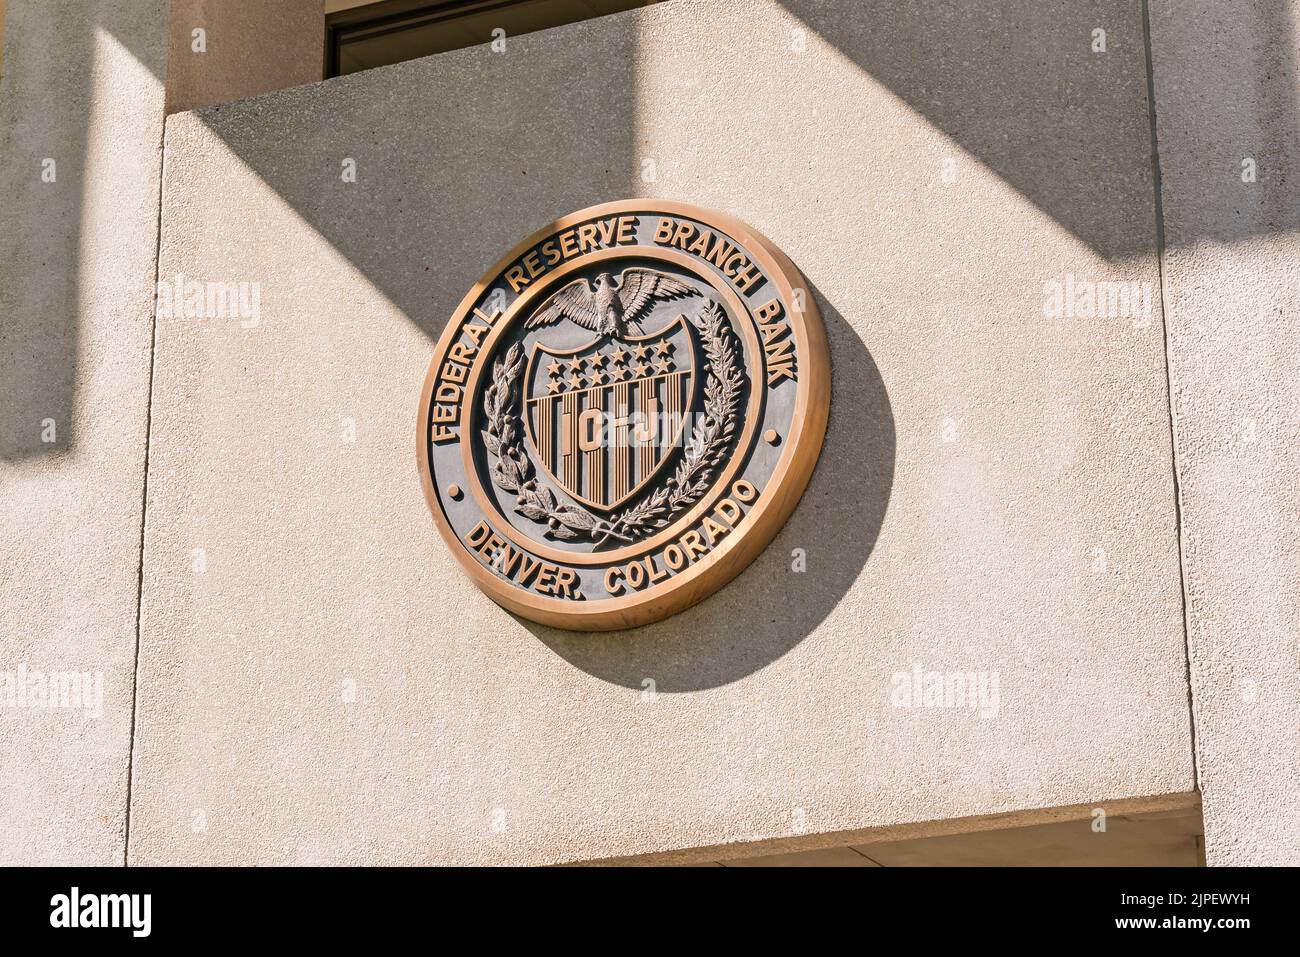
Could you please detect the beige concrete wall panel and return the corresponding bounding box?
[0,0,169,865]
[129,0,1193,864]
[1149,0,1300,865]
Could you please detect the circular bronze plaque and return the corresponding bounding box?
[417,200,829,630]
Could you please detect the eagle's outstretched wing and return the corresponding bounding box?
[616,269,695,324]
[525,278,601,330]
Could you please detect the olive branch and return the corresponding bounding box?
[598,301,743,542]
[481,342,627,542]
[480,300,744,545]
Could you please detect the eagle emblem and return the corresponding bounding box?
[525,268,696,338]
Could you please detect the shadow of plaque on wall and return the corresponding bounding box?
[530,288,894,690]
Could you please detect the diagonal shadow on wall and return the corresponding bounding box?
[156,6,899,686]
[11,0,1292,686]
[15,0,1294,462]
[776,0,1299,257]
[536,290,894,690]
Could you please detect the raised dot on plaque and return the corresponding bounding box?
[764,429,780,445]
[448,484,462,500]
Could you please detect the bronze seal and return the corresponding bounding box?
[417,200,829,630]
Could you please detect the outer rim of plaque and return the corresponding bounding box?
[417,199,831,632]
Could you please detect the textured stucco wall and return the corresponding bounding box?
[127,0,1195,865]
[0,1,8,83]
[0,0,169,865]
[1150,0,1300,865]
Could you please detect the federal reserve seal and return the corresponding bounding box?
[417,200,829,630]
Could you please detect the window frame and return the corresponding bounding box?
[325,0,654,78]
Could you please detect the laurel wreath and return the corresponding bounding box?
[481,301,744,545]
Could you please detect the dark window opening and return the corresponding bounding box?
[326,0,660,78]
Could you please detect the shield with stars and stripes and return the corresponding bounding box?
[523,315,698,512]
